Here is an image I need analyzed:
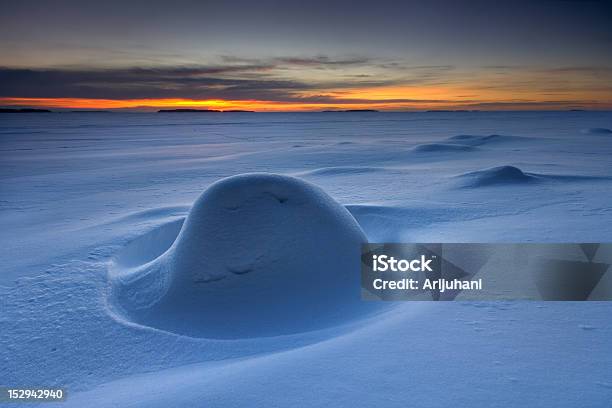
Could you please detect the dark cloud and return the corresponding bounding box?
[483,65,612,75]
[460,100,607,110]
[0,66,282,100]
[284,95,461,104]
[221,55,371,67]
[0,63,402,101]
[274,56,370,67]
[1,56,609,107]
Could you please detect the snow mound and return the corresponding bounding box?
[109,173,381,338]
[446,134,526,146]
[457,165,537,187]
[412,143,476,153]
[582,127,612,135]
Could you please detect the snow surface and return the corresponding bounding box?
[1,111,612,407]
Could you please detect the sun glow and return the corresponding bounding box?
[1,89,610,112]
[0,96,459,111]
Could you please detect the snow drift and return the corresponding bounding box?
[582,127,612,135]
[110,173,381,338]
[446,134,527,146]
[412,143,476,153]
[295,166,384,177]
[456,165,536,187]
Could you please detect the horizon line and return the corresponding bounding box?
[1,97,610,113]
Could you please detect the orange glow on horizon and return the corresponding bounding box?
[1,95,610,111]
[0,96,468,111]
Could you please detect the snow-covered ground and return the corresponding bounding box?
[1,111,611,407]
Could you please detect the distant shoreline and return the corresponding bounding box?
[322,109,379,112]
[0,108,52,113]
[157,109,255,113]
[0,109,608,114]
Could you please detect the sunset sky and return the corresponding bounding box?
[1,0,611,111]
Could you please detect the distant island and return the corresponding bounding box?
[0,108,52,113]
[425,109,476,113]
[158,109,221,113]
[69,110,111,113]
[322,109,379,113]
[158,109,255,113]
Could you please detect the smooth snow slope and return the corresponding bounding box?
[1,111,612,407]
